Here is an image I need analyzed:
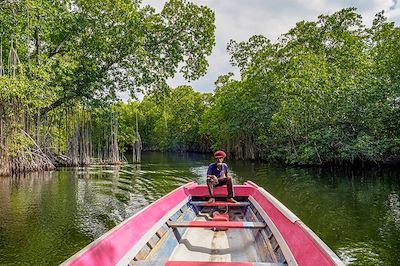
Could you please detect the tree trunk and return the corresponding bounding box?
[34,27,40,65]
[133,111,142,163]
[0,34,4,76]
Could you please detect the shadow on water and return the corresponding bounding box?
[0,152,399,265]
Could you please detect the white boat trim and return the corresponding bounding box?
[247,181,300,223]
[62,182,194,266]
[249,181,343,266]
[116,197,190,266]
[248,196,298,266]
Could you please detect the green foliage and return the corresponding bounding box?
[115,101,140,152]
[0,0,215,169]
[119,8,399,165]
[2,2,399,167]
[134,85,209,151]
[200,8,400,164]
[0,0,215,114]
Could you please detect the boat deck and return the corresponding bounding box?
[130,198,287,265]
[65,182,343,266]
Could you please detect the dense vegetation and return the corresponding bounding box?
[0,0,215,175]
[1,2,399,176]
[215,8,400,164]
[129,8,400,165]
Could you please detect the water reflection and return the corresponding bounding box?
[387,193,400,228]
[228,162,400,266]
[0,153,399,265]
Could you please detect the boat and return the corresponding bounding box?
[62,181,344,266]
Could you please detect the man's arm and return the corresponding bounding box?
[224,163,230,179]
[207,164,218,182]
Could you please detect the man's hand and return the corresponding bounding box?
[207,175,218,185]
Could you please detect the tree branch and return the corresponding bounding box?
[39,94,74,118]
[49,37,68,58]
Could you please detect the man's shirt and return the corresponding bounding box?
[207,163,228,178]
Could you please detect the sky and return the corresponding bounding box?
[121,0,400,101]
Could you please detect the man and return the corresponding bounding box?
[206,150,237,203]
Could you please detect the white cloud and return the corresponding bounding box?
[133,0,400,98]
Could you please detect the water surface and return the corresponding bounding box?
[0,152,399,265]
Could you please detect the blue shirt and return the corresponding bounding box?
[207,163,228,178]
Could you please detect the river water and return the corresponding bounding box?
[0,152,399,265]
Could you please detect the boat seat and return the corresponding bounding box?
[190,201,250,207]
[201,194,235,198]
[132,261,286,266]
[167,221,266,229]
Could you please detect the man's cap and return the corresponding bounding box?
[214,150,226,159]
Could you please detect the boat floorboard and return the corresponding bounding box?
[168,206,262,263]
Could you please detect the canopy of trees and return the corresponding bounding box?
[126,8,400,165]
[214,8,400,165]
[0,0,215,175]
[1,4,399,175]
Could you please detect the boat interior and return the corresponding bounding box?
[130,195,288,265]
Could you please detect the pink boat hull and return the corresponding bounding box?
[63,182,343,266]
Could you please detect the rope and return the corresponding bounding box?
[224,205,229,214]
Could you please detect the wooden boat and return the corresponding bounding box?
[63,181,344,266]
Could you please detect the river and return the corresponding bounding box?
[0,152,399,265]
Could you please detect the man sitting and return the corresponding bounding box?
[206,150,237,204]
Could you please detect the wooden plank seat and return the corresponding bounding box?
[190,201,250,207]
[166,221,266,229]
[200,194,236,198]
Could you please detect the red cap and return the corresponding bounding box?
[214,150,226,159]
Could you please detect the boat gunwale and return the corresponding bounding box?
[117,197,190,265]
[248,195,297,266]
[61,182,195,266]
[246,181,344,266]
[245,181,300,223]
[296,221,344,266]
[63,181,344,266]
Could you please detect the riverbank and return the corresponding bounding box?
[2,148,400,178]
